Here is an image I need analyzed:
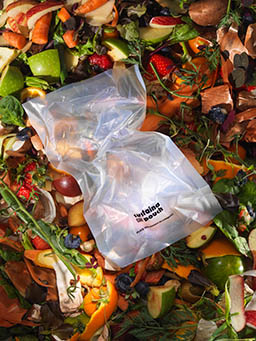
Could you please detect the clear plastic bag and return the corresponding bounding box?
[23,65,222,267]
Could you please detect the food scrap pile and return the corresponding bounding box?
[2,0,256,340]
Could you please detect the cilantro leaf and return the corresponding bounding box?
[212,178,240,195]
[238,181,256,207]
[213,210,250,256]
[0,96,25,127]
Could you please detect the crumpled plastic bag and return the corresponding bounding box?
[23,65,222,267]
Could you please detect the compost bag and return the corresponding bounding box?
[23,65,222,267]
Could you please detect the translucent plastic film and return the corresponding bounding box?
[23,65,222,267]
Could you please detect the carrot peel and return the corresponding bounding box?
[75,0,108,15]
[32,12,52,45]
[2,31,26,50]
[57,7,71,23]
[63,30,78,48]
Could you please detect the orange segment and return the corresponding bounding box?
[24,249,57,269]
[83,288,100,316]
[201,238,241,259]
[20,87,46,102]
[201,159,245,182]
[74,255,104,287]
[187,36,211,54]
[78,280,118,340]
[162,261,198,279]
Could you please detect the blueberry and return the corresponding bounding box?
[134,281,149,298]
[208,106,227,125]
[115,273,133,294]
[236,170,248,186]
[16,127,33,141]
[64,234,81,249]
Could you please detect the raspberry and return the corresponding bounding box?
[88,53,113,70]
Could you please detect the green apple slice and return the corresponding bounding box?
[0,65,24,97]
[147,280,180,318]
[0,47,19,73]
[103,38,129,61]
[28,49,61,78]
[186,225,216,248]
[139,26,173,45]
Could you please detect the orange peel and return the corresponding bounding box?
[20,87,46,103]
[72,280,118,341]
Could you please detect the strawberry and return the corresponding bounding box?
[32,235,50,250]
[88,53,113,70]
[145,54,174,81]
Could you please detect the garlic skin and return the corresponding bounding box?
[80,239,95,253]
[53,260,83,314]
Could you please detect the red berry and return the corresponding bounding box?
[17,185,31,200]
[145,54,174,81]
[24,162,36,172]
[88,53,113,70]
[32,235,50,250]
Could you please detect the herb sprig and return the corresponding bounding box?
[0,180,95,281]
[160,239,200,268]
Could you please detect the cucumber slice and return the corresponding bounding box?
[139,27,173,44]
[103,38,129,61]
[186,225,216,248]
[147,280,180,318]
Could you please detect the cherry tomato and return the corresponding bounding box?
[70,224,91,242]
[53,175,81,197]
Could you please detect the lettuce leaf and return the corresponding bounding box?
[0,96,25,127]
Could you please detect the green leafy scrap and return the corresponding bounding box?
[238,181,256,207]
[0,96,25,127]
[114,305,197,341]
[117,21,140,41]
[213,210,250,257]
[212,178,240,195]
[169,24,199,45]
[0,247,22,262]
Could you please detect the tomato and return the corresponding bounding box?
[70,224,91,242]
[53,175,81,197]
[203,255,245,290]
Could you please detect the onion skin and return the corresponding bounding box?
[189,0,228,27]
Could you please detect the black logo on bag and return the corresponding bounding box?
[134,203,163,222]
